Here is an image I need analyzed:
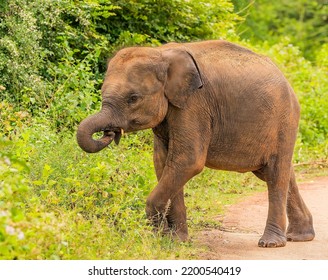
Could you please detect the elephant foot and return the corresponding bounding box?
[168,223,189,242]
[258,234,287,248]
[286,225,315,242]
[149,219,188,242]
[163,226,189,242]
[258,225,287,248]
[146,196,189,242]
[175,230,188,242]
[146,210,189,242]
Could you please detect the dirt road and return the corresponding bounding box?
[197,176,328,260]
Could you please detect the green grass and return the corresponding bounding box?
[0,124,260,258]
[1,113,327,260]
[1,123,289,260]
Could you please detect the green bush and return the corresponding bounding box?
[0,0,240,131]
[0,0,109,122]
[261,39,328,148]
[0,0,48,108]
[104,0,240,45]
[0,101,30,136]
[0,138,30,258]
[0,120,265,259]
[233,0,328,61]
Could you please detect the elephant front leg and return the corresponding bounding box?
[149,122,209,241]
[151,135,188,240]
[146,162,204,241]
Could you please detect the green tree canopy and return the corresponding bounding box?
[232,0,328,61]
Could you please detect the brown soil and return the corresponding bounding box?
[197,176,328,260]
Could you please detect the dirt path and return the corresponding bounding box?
[197,176,328,260]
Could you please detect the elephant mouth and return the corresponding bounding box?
[103,128,124,145]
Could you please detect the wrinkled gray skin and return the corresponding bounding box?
[77,40,315,247]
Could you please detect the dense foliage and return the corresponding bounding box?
[0,0,327,259]
[232,0,328,61]
[0,0,240,130]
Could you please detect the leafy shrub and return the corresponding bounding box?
[233,0,328,61]
[105,0,240,45]
[261,39,328,148]
[0,0,48,108]
[0,101,30,136]
[0,123,181,259]
[315,43,328,68]
[0,0,240,131]
[0,138,30,258]
[0,0,108,121]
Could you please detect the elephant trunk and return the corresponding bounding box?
[76,110,116,153]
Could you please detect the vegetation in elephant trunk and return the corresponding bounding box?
[76,110,123,153]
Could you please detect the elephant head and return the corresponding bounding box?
[76,46,203,153]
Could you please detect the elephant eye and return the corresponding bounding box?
[127,93,139,105]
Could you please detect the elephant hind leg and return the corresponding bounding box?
[257,155,290,248]
[286,167,315,242]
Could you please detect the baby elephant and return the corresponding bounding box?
[77,40,315,247]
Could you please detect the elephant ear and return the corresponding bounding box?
[162,49,203,108]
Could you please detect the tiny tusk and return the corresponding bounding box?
[121,128,124,135]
